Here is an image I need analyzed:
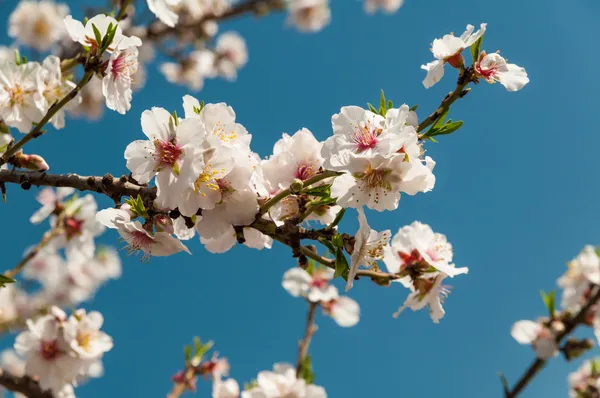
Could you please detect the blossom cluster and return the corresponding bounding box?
[569,358,600,398]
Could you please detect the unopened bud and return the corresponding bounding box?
[290,178,304,194]
[446,53,465,69]
[12,151,49,171]
[562,337,595,361]
[550,320,565,334]
[153,214,174,234]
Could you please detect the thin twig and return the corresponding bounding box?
[296,301,319,377]
[0,369,53,398]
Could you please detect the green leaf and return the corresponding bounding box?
[192,337,213,359]
[0,274,16,288]
[378,90,386,116]
[299,355,315,384]
[184,345,191,362]
[327,208,346,230]
[306,259,315,275]
[387,99,393,110]
[541,290,556,318]
[431,108,449,130]
[470,35,484,64]
[318,238,336,254]
[171,110,179,126]
[14,49,20,65]
[92,24,103,48]
[303,184,331,197]
[331,234,343,249]
[102,23,117,53]
[409,104,419,112]
[125,195,148,219]
[193,100,205,115]
[367,103,378,114]
[334,248,349,279]
[433,120,464,136]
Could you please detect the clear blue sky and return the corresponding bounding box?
[1,0,600,397]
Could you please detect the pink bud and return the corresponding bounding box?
[153,214,174,234]
[13,152,49,171]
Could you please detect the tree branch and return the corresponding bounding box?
[505,285,600,397]
[0,369,53,398]
[296,301,318,377]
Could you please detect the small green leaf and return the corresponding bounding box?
[331,234,343,249]
[303,184,331,197]
[541,290,556,318]
[327,208,346,230]
[305,259,316,275]
[193,100,205,115]
[0,274,16,288]
[318,238,336,254]
[379,90,386,116]
[431,108,449,130]
[433,120,464,136]
[171,110,179,126]
[409,104,419,112]
[387,99,393,110]
[470,35,484,64]
[92,24,103,48]
[14,49,20,65]
[299,355,315,384]
[367,103,378,114]
[184,345,191,362]
[334,248,349,279]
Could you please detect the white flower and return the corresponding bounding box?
[421,23,487,88]
[36,56,79,129]
[14,307,80,393]
[147,0,183,27]
[282,267,338,303]
[383,221,468,279]
[125,107,206,209]
[568,359,600,398]
[394,273,454,323]
[322,296,360,327]
[68,76,104,120]
[160,49,216,91]
[200,225,272,254]
[30,187,74,224]
[558,246,600,309]
[364,0,404,14]
[65,310,113,360]
[96,208,191,260]
[474,52,529,92]
[213,378,240,398]
[214,32,248,80]
[0,131,11,155]
[9,1,69,52]
[0,59,44,133]
[511,320,558,359]
[103,46,139,114]
[51,194,105,261]
[1,349,25,376]
[244,363,327,398]
[0,284,19,325]
[287,0,331,33]
[346,208,390,291]
[64,14,141,53]
[87,247,122,282]
[330,152,435,211]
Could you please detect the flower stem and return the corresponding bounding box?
[296,301,319,377]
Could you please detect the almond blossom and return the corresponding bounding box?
[103,46,139,114]
[393,273,455,323]
[282,266,338,303]
[321,296,360,327]
[364,0,404,14]
[200,225,272,254]
[511,320,559,359]
[214,32,248,81]
[558,246,600,309]
[213,378,240,398]
[160,49,216,91]
[64,14,142,53]
[474,51,529,92]
[36,55,79,129]
[65,310,113,360]
[422,23,487,88]
[30,187,74,224]
[346,208,390,291]
[243,363,327,398]
[0,59,43,133]
[568,358,600,398]
[287,0,331,33]
[8,0,69,52]
[125,107,206,209]
[96,207,191,260]
[147,0,183,28]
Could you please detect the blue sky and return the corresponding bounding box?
[2,0,600,397]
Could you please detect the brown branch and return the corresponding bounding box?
[3,229,58,279]
[505,285,600,398]
[145,0,285,40]
[0,369,53,398]
[296,301,318,377]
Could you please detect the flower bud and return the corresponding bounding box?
[12,151,49,171]
[153,213,174,234]
[290,178,304,194]
[550,320,565,334]
[446,53,465,69]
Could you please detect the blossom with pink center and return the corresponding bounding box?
[282,266,338,303]
[421,23,487,88]
[511,320,559,359]
[243,363,327,398]
[393,273,456,323]
[322,296,360,327]
[474,51,529,92]
[96,208,191,261]
[64,14,141,53]
[214,32,248,81]
[103,46,139,114]
[0,59,44,133]
[30,187,74,224]
[125,106,206,209]
[287,0,331,33]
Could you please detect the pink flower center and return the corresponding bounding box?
[64,217,84,239]
[310,277,328,289]
[352,125,381,152]
[477,64,498,80]
[295,164,317,181]
[41,340,60,361]
[398,249,423,270]
[153,139,183,169]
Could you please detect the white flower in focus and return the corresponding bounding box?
[213,378,240,398]
[160,49,216,91]
[173,216,197,241]
[282,267,338,303]
[200,225,272,254]
[30,187,74,224]
[394,273,454,323]
[244,363,327,398]
[474,52,529,92]
[64,14,142,53]
[330,153,435,211]
[347,208,390,291]
[65,310,113,360]
[14,307,80,393]
[322,296,360,327]
[0,60,44,133]
[511,320,558,359]
[103,46,139,114]
[125,107,206,209]
[147,0,183,27]
[9,1,69,52]
[558,246,600,309]
[96,208,191,260]
[214,32,248,81]
[364,0,404,14]
[287,0,331,33]
[68,76,104,120]
[36,56,79,129]
[421,23,487,88]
